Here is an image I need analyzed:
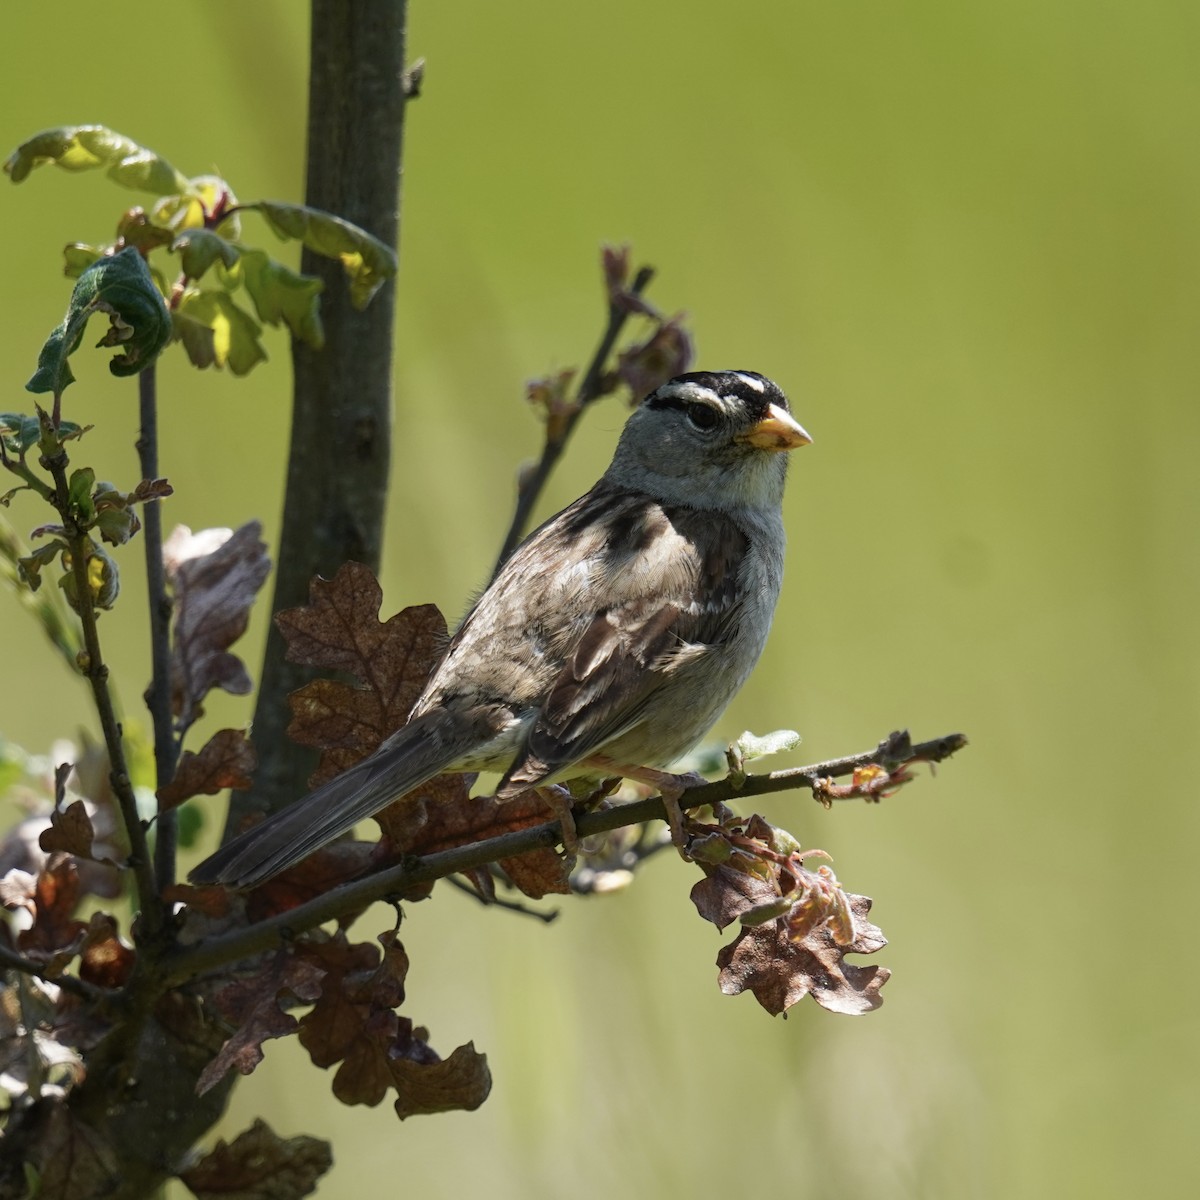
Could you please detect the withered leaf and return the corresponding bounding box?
[77,911,135,989]
[277,566,446,785]
[616,316,694,401]
[291,929,486,1117]
[157,728,257,811]
[296,931,408,1075]
[690,861,783,932]
[38,799,97,859]
[716,893,890,1016]
[6,855,87,970]
[378,780,570,899]
[389,1029,491,1120]
[198,953,327,1095]
[165,522,271,731]
[180,1117,332,1200]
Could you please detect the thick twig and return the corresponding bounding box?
[0,943,105,1001]
[490,266,655,578]
[39,427,164,941]
[163,729,965,983]
[136,364,181,890]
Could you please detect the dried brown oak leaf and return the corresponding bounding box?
[198,953,327,1095]
[717,894,890,1016]
[374,774,571,900]
[158,728,257,811]
[165,522,271,730]
[294,929,490,1117]
[180,1117,332,1200]
[38,799,99,860]
[276,563,446,786]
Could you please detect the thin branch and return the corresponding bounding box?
[163,729,966,984]
[443,875,560,924]
[39,424,165,941]
[490,265,655,578]
[136,364,181,889]
[0,943,106,1001]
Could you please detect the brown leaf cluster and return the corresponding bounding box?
[0,855,136,989]
[308,935,492,1120]
[277,563,446,785]
[180,1118,332,1200]
[689,814,889,1016]
[165,522,271,732]
[198,926,490,1121]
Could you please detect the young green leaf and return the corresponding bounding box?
[253,201,397,309]
[26,247,172,397]
[16,539,64,592]
[4,125,193,197]
[67,468,96,525]
[171,229,241,281]
[152,176,240,238]
[1,413,86,455]
[236,249,325,349]
[173,290,267,375]
[60,543,120,612]
[62,245,105,279]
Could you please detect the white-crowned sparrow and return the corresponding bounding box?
[190,370,811,888]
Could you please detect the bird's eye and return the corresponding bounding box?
[685,403,719,432]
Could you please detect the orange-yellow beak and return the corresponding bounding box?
[736,403,813,451]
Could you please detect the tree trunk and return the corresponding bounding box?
[230,0,410,834]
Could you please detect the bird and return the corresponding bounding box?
[189,370,811,888]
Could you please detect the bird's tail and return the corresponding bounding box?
[188,708,494,889]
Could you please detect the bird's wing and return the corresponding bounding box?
[495,493,751,793]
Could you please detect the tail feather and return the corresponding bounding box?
[188,709,495,889]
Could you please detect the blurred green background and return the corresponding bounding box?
[3,2,1198,1197]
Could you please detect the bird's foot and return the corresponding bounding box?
[586,759,705,858]
[535,784,580,854]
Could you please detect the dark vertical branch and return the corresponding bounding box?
[137,363,180,887]
[230,0,409,833]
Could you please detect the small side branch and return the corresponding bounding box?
[163,729,966,984]
[40,429,164,941]
[490,266,655,578]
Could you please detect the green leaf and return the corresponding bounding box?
[117,207,175,254]
[152,176,240,238]
[16,539,64,592]
[68,467,96,524]
[173,289,267,375]
[26,247,172,397]
[4,125,193,197]
[0,412,87,457]
[236,249,325,348]
[172,229,241,280]
[60,543,119,612]
[63,244,105,278]
[734,729,803,762]
[254,200,397,309]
